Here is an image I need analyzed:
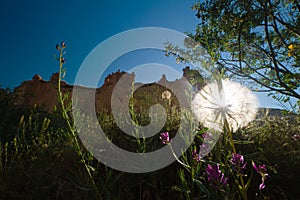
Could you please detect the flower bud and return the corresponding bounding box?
[61,41,66,48]
[60,58,66,64]
[56,44,60,50]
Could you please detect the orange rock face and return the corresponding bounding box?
[14,67,203,113]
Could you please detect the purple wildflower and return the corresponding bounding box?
[252,162,267,174]
[197,132,214,159]
[230,153,247,173]
[206,164,228,189]
[198,142,211,158]
[159,132,172,144]
[252,161,268,190]
[206,164,220,182]
[202,132,213,140]
[192,149,201,162]
[259,182,265,190]
[220,173,229,186]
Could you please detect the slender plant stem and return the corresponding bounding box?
[223,119,236,154]
[224,118,247,200]
[169,143,191,169]
[57,47,101,198]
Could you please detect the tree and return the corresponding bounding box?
[167,0,300,111]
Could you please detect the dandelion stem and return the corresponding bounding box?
[224,118,248,200]
[223,118,236,154]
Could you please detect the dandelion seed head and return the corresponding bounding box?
[191,79,258,132]
[162,90,172,99]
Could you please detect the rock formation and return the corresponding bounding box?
[14,66,203,113]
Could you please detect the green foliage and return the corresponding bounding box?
[241,113,300,199]
[0,85,299,199]
[0,110,92,199]
[168,0,300,110]
[0,87,22,141]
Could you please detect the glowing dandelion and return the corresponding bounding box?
[162,90,172,106]
[191,79,258,132]
[161,90,172,99]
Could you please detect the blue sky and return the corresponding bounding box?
[0,0,285,108]
[0,0,197,87]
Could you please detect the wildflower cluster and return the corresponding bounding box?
[230,153,247,174]
[206,164,228,189]
[159,132,172,144]
[252,161,268,190]
[192,149,201,162]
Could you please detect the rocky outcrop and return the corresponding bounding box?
[14,73,68,111]
[14,67,203,113]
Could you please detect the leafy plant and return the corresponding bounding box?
[166,0,300,111]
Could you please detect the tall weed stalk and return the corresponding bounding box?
[55,42,101,198]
